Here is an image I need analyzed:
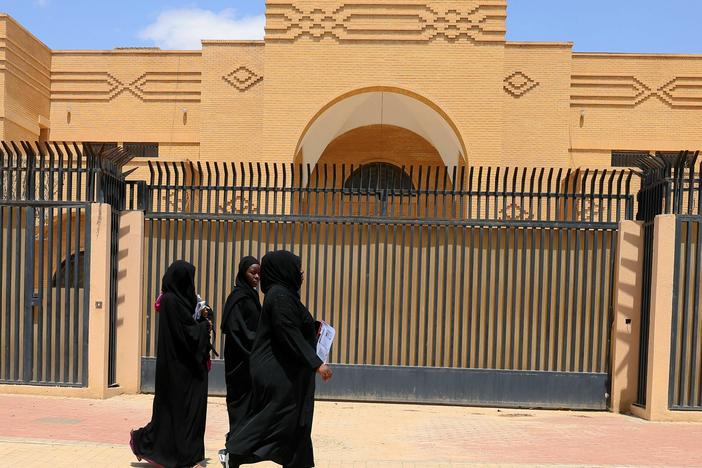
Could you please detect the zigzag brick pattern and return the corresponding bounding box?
[265,2,507,43]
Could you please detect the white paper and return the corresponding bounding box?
[316,321,336,363]
[194,294,206,320]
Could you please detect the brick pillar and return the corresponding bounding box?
[610,220,643,413]
[115,210,145,394]
[87,203,112,398]
[644,214,677,420]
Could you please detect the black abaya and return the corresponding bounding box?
[221,256,261,436]
[225,251,323,468]
[131,261,211,468]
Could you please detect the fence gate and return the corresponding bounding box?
[137,162,634,409]
[0,201,91,386]
[0,141,134,388]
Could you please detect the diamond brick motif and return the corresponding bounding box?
[503,71,539,98]
[223,66,263,91]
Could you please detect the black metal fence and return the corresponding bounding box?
[137,162,634,408]
[0,142,132,387]
[670,216,702,410]
[136,161,635,222]
[0,141,132,204]
[635,151,701,407]
[8,141,702,409]
[665,151,702,410]
[0,201,91,385]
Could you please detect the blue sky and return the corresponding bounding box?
[0,0,700,53]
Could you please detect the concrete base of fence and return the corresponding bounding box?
[0,384,124,399]
[141,358,609,410]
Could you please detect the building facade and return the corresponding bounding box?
[2,1,702,421]
[1,0,701,175]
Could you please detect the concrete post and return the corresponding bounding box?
[86,203,113,398]
[115,210,145,394]
[610,220,643,413]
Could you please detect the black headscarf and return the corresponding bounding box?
[130,259,210,467]
[161,260,197,313]
[236,256,259,298]
[221,256,260,331]
[260,250,303,295]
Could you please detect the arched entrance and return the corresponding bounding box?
[294,88,467,217]
[295,87,467,170]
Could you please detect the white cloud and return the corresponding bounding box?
[139,8,265,50]
[34,0,50,7]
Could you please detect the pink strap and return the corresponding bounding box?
[154,292,163,313]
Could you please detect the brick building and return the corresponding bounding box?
[1,1,702,421]
[1,0,700,175]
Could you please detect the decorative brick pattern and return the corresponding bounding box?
[500,202,531,220]
[265,1,507,43]
[0,15,52,137]
[657,76,702,108]
[222,66,263,91]
[571,74,702,108]
[51,71,201,102]
[0,38,51,98]
[2,7,702,168]
[503,71,539,98]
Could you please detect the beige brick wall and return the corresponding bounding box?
[124,142,201,181]
[262,0,507,166]
[1,1,701,171]
[200,41,264,161]
[570,53,702,167]
[503,43,573,167]
[0,14,51,140]
[49,50,202,145]
[263,40,506,166]
[318,124,443,168]
[1,118,38,141]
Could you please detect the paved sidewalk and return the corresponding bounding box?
[0,393,701,467]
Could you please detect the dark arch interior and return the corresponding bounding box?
[342,162,414,196]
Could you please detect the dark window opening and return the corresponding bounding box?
[123,143,159,158]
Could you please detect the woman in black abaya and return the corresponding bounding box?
[220,250,333,468]
[130,260,211,468]
[221,256,261,437]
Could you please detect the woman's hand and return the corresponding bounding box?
[317,363,333,382]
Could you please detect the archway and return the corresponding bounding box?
[299,124,459,218]
[293,88,466,217]
[294,87,467,170]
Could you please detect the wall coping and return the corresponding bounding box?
[574,51,702,59]
[506,41,573,48]
[52,49,202,56]
[201,40,264,46]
